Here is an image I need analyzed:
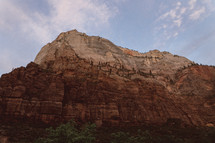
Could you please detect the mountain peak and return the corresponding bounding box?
[34,30,193,76]
[1,30,215,127]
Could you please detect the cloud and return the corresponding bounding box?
[189,7,206,20]
[154,0,215,49]
[202,0,215,11]
[0,0,120,45]
[173,32,178,37]
[189,0,197,10]
[48,0,115,32]
[177,2,181,6]
[180,7,187,14]
[0,0,124,75]
[173,18,182,27]
[154,1,185,48]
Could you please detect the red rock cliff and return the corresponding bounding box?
[0,30,215,126]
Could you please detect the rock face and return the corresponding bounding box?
[0,30,215,126]
[0,63,64,122]
[35,30,192,77]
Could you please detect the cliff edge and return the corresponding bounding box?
[0,30,215,127]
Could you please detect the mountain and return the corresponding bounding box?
[0,30,215,127]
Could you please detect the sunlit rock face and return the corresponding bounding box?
[0,30,215,127]
[35,30,192,75]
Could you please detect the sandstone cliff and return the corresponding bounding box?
[0,30,215,126]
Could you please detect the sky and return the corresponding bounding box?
[0,0,215,75]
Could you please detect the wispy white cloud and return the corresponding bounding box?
[202,0,215,11]
[154,0,215,49]
[154,1,185,48]
[189,0,197,10]
[177,2,181,6]
[173,32,178,37]
[0,0,120,45]
[47,0,115,32]
[174,18,182,27]
[189,7,206,20]
[0,0,124,75]
[180,7,187,14]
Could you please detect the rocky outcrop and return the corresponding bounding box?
[34,30,193,76]
[0,62,64,123]
[0,30,215,126]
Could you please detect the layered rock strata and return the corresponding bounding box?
[0,30,215,126]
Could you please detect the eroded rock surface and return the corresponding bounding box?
[0,30,215,126]
[35,30,193,76]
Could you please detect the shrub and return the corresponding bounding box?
[111,130,152,143]
[34,120,96,143]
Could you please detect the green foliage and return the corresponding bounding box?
[30,120,215,143]
[111,130,153,143]
[155,135,183,143]
[111,129,186,143]
[34,120,96,143]
[111,131,129,143]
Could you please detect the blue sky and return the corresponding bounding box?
[0,0,215,75]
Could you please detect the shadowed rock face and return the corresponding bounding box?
[0,30,215,126]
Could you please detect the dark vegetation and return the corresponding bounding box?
[1,119,215,143]
[35,120,96,143]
